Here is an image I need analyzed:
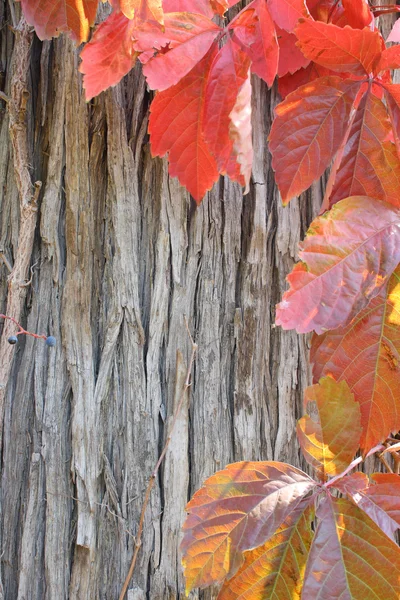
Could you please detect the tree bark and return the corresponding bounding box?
[0,3,393,599]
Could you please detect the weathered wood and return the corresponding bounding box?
[0,2,396,598]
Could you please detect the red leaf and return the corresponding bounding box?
[134,12,221,90]
[162,0,214,17]
[311,266,400,452]
[341,0,372,29]
[229,72,253,191]
[217,499,314,600]
[80,12,137,101]
[337,473,400,539]
[19,0,97,42]
[384,84,400,158]
[303,497,400,599]
[181,461,316,592]
[267,0,310,32]
[376,45,400,74]
[231,0,278,86]
[203,39,251,186]
[329,92,400,209]
[148,47,219,201]
[269,77,358,204]
[277,27,310,77]
[297,377,362,480]
[275,196,400,334]
[113,0,163,21]
[295,20,382,76]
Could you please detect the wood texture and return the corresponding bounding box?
[1,3,391,599]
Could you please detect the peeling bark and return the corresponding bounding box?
[0,3,394,599]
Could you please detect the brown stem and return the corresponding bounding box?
[118,319,197,600]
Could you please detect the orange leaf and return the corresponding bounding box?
[80,11,137,100]
[276,197,400,334]
[267,0,310,32]
[148,46,219,201]
[311,266,400,452]
[133,12,221,90]
[231,0,279,87]
[269,77,358,204]
[341,0,372,29]
[329,92,400,208]
[295,20,382,76]
[203,38,251,187]
[297,377,361,480]
[181,461,316,592]
[217,499,314,600]
[19,0,97,42]
[303,497,400,599]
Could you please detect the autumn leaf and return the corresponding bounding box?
[269,77,358,204]
[149,47,219,201]
[311,266,400,451]
[114,0,163,21]
[267,0,310,32]
[295,20,382,76]
[162,0,214,17]
[133,12,221,91]
[302,497,400,599]
[229,73,253,192]
[181,461,316,592]
[80,11,137,101]
[336,473,400,540]
[203,39,251,186]
[19,0,97,42]
[230,0,279,87]
[341,0,372,29]
[297,377,362,481]
[329,92,400,208]
[217,499,314,600]
[276,27,309,77]
[275,197,400,334]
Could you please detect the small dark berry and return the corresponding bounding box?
[8,335,18,345]
[45,336,56,347]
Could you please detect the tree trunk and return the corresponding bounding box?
[1,3,391,599]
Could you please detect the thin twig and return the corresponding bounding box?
[118,319,197,600]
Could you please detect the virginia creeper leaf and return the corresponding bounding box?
[341,0,372,29]
[181,461,316,592]
[297,377,361,481]
[217,499,314,600]
[269,77,358,204]
[376,46,400,73]
[275,196,400,334]
[19,0,97,42]
[80,12,137,101]
[149,47,219,201]
[162,0,214,17]
[276,27,310,77]
[229,72,253,191]
[311,266,400,451]
[230,0,279,87]
[337,473,400,540]
[295,20,382,76]
[329,92,400,209]
[133,13,221,90]
[267,0,310,32]
[384,84,400,159]
[302,496,400,599]
[203,39,251,186]
[113,0,163,21]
